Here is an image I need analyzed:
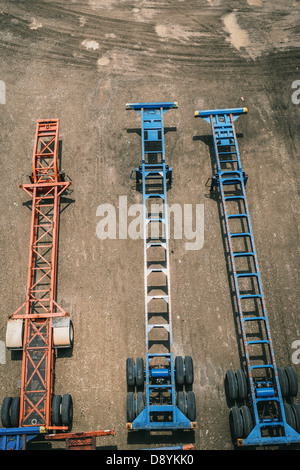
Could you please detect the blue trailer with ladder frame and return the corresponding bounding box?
[195,107,300,447]
[125,102,197,432]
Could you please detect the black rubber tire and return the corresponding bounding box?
[10,397,20,428]
[61,394,73,427]
[236,369,248,400]
[291,403,300,433]
[225,370,238,401]
[177,391,186,415]
[278,367,289,398]
[229,406,243,442]
[136,357,144,389]
[285,366,298,397]
[136,391,144,416]
[51,394,62,426]
[126,392,135,422]
[126,358,135,388]
[186,391,196,421]
[240,405,253,438]
[284,403,296,430]
[1,397,12,428]
[184,356,194,386]
[175,356,184,386]
[69,320,74,348]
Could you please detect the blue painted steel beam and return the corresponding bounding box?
[0,426,42,450]
[195,107,247,122]
[126,102,178,111]
[130,407,193,431]
[239,423,300,447]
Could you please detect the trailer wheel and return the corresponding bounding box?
[10,397,20,427]
[229,406,243,442]
[126,358,135,388]
[225,370,238,401]
[127,392,135,422]
[61,394,73,427]
[285,366,298,397]
[284,403,296,430]
[6,319,23,350]
[184,356,194,386]
[136,391,144,416]
[1,397,12,428]
[291,404,300,433]
[177,391,186,415]
[186,391,196,421]
[278,367,289,398]
[236,369,248,400]
[53,318,74,348]
[52,394,62,426]
[240,405,253,438]
[136,357,144,389]
[175,356,184,386]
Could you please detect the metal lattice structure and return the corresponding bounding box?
[1,120,73,449]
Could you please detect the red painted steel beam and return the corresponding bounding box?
[45,430,116,450]
[45,430,117,439]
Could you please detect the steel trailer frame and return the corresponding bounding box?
[125,102,197,431]
[0,120,72,449]
[45,430,116,450]
[195,107,300,447]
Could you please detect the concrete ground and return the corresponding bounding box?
[0,0,299,450]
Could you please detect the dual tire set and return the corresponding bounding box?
[1,397,21,428]
[225,369,254,441]
[126,355,196,422]
[225,366,300,442]
[126,357,144,422]
[175,356,196,422]
[278,366,300,434]
[51,393,73,427]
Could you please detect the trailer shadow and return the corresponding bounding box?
[127,428,196,447]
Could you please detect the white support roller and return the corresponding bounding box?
[6,319,24,350]
[52,317,74,348]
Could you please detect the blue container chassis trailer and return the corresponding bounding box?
[125,102,197,432]
[195,107,300,447]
